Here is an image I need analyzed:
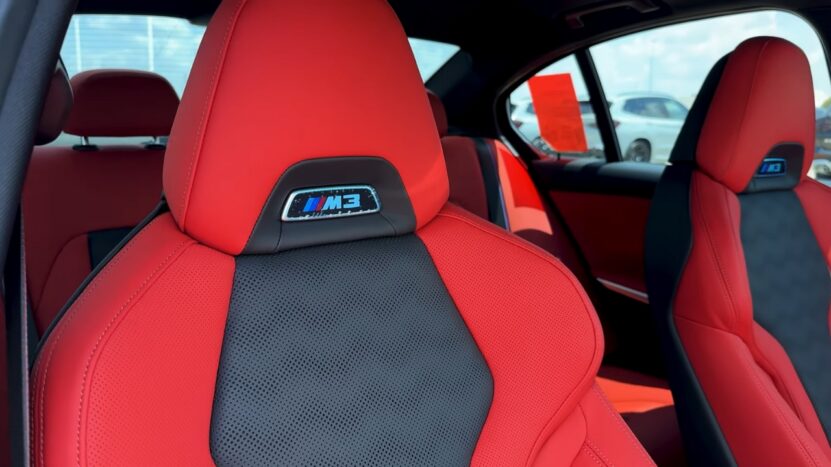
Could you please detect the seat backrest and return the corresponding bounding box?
[32,1,653,465]
[23,69,178,333]
[646,37,831,466]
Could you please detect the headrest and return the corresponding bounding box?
[36,59,73,145]
[697,37,814,193]
[64,70,179,137]
[164,0,448,255]
[669,54,728,164]
[427,90,448,137]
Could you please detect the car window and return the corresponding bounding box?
[508,55,604,159]
[663,99,688,120]
[62,16,458,92]
[589,10,831,167]
[408,37,461,81]
[61,15,206,96]
[55,15,459,146]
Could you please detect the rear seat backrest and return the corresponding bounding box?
[23,69,179,333]
[427,90,580,266]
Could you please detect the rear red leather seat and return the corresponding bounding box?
[23,68,178,334]
[429,90,683,466]
[646,37,831,466]
[31,0,654,464]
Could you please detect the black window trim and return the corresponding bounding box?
[576,49,622,162]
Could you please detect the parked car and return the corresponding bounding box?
[812,107,831,177]
[609,93,688,163]
[511,92,688,163]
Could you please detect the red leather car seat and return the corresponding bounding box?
[646,37,831,466]
[429,89,682,466]
[31,1,655,465]
[23,69,177,334]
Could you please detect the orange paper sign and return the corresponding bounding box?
[527,73,588,153]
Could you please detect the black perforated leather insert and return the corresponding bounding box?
[210,235,493,466]
[740,190,831,439]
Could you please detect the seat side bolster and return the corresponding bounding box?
[676,317,831,466]
[675,173,831,465]
[32,214,234,466]
[418,204,650,465]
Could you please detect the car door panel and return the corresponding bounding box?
[531,159,663,297]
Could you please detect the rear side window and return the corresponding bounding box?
[61,15,206,96]
[508,55,604,159]
[61,16,459,94]
[590,10,831,166]
[56,15,459,146]
[508,10,831,178]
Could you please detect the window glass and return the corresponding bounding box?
[61,16,459,93]
[509,55,604,159]
[408,37,460,81]
[55,15,459,145]
[589,10,831,169]
[61,15,206,96]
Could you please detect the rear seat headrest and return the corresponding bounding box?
[36,59,73,145]
[427,90,448,137]
[697,37,814,193]
[163,0,448,256]
[64,70,179,138]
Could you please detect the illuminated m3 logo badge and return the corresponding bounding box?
[756,158,787,177]
[282,185,380,221]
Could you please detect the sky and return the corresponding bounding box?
[512,10,831,108]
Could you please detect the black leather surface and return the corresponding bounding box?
[244,157,416,254]
[740,190,831,438]
[211,235,493,466]
[742,144,804,193]
[532,159,664,198]
[87,226,133,269]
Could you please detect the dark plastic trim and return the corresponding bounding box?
[576,49,623,162]
[532,159,664,198]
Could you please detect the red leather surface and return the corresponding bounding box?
[427,90,448,137]
[596,367,673,414]
[23,146,164,333]
[164,0,448,255]
[796,179,831,273]
[441,136,490,219]
[64,70,179,138]
[31,214,234,465]
[31,0,654,463]
[33,236,91,333]
[597,367,684,467]
[673,172,831,465]
[418,204,653,466]
[795,179,831,335]
[697,37,814,193]
[36,62,73,145]
[549,191,650,292]
[492,141,564,259]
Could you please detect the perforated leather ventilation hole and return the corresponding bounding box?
[210,235,493,466]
